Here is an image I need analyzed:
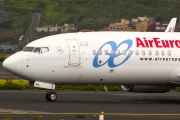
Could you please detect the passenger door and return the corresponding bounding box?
[66,39,80,65]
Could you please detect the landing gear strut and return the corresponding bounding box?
[46,91,57,101]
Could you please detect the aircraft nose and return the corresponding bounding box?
[2,53,22,75]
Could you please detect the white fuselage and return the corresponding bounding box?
[3,32,180,85]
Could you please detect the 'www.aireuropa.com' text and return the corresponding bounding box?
[140,57,180,62]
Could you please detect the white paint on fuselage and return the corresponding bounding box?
[4,32,180,85]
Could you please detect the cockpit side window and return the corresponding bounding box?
[33,47,41,54]
[22,47,35,52]
[41,47,49,53]
[23,47,49,54]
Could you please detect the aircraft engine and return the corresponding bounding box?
[121,85,171,93]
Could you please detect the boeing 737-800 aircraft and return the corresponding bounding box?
[2,18,178,101]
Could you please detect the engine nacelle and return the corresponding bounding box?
[121,85,171,93]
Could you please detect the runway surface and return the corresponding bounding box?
[0,90,180,119]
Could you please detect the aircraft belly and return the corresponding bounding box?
[77,66,174,85]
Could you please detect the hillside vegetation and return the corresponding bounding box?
[0,0,180,44]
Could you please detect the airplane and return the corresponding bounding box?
[2,18,179,102]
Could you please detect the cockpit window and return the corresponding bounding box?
[22,47,35,52]
[41,47,49,53]
[23,47,49,54]
[33,47,41,54]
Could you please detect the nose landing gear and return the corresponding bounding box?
[46,91,57,101]
[33,81,57,101]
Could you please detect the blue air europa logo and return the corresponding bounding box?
[93,39,133,68]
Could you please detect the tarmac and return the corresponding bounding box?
[0,90,180,120]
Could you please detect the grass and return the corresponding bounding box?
[76,114,86,118]
[4,116,13,120]
[0,0,49,12]
[0,79,123,91]
[0,56,6,62]
[1,80,178,92]
[56,85,122,91]
[0,80,29,90]
[0,41,12,45]
[175,87,180,92]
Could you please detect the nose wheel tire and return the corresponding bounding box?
[46,91,57,101]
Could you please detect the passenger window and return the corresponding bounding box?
[135,50,139,55]
[111,50,114,55]
[148,50,152,56]
[167,50,171,56]
[155,50,159,56]
[98,50,102,55]
[92,50,96,55]
[123,50,126,55]
[128,50,132,55]
[42,47,49,53]
[33,47,41,54]
[116,50,120,55]
[105,50,108,55]
[161,50,165,56]
[142,50,145,56]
